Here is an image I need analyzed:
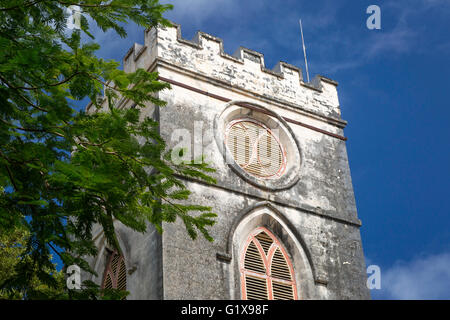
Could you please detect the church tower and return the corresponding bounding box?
[84,22,370,300]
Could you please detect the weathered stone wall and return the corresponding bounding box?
[85,22,370,300]
[81,222,163,300]
[157,77,368,299]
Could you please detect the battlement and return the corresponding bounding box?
[94,22,343,121]
[159,22,337,87]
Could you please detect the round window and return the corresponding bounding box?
[225,119,287,179]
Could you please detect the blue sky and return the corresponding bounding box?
[75,0,450,299]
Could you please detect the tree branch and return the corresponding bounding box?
[12,71,82,91]
[0,74,49,113]
[0,119,65,138]
[0,0,45,11]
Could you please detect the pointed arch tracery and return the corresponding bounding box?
[101,249,127,292]
[240,227,297,300]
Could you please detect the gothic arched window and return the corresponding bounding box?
[101,249,127,292]
[240,227,297,300]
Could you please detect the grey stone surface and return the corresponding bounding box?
[84,22,370,300]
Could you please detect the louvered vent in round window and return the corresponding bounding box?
[225,119,286,179]
[102,250,127,293]
[241,228,297,300]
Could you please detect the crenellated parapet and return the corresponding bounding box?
[120,22,342,121]
[90,22,343,123]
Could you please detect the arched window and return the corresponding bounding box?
[240,227,297,300]
[101,249,127,292]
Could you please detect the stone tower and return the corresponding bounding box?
[84,22,370,300]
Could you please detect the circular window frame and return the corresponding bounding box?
[214,101,302,191]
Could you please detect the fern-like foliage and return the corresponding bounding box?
[0,0,217,299]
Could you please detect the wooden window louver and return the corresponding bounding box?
[241,228,297,300]
[102,250,127,292]
[226,119,286,179]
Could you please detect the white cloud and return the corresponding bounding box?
[364,26,416,58]
[376,253,450,299]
